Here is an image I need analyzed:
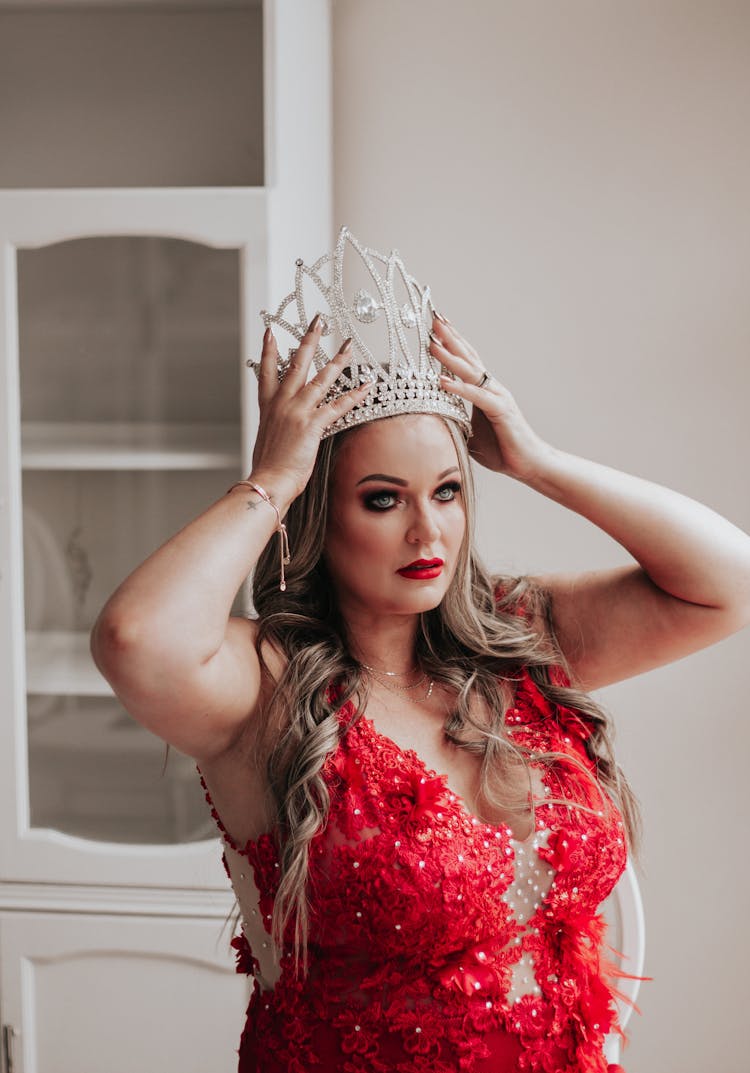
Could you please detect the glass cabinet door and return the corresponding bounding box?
[18,236,243,850]
[0,3,264,189]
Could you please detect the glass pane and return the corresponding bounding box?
[0,5,264,188]
[28,695,215,846]
[18,237,244,845]
[18,236,242,424]
[22,470,242,636]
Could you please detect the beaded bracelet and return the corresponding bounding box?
[226,480,291,591]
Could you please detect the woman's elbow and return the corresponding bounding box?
[90,611,144,678]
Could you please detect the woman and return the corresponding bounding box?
[91,229,750,1073]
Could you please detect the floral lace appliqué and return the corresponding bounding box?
[199,666,629,1073]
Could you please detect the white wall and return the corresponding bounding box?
[333,3,749,1071]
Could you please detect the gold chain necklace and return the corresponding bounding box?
[359,661,417,678]
[361,663,435,699]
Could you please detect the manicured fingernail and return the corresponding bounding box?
[433,310,449,325]
[263,326,271,343]
[340,337,353,354]
[308,313,320,332]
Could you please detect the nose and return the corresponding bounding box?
[406,502,441,546]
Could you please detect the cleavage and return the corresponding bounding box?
[361,700,541,842]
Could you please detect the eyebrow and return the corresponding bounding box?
[355,466,460,487]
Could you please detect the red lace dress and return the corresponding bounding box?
[198,667,629,1073]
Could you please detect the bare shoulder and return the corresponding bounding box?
[492,574,549,636]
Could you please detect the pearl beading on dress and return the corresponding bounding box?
[198,658,630,1072]
[502,827,555,1003]
[224,844,283,990]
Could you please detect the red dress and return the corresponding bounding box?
[198,667,629,1073]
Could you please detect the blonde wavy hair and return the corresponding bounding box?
[245,416,640,974]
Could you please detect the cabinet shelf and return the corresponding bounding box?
[26,630,111,696]
[21,421,242,470]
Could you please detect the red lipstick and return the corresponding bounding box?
[397,557,444,580]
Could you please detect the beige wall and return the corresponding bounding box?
[0,6,264,188]
[333,2,749,1071]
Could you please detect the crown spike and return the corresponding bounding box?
[251,225,471,439]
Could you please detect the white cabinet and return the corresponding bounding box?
[6,227,253,886]
[0,910,251,1073]
[0,1,333,1067]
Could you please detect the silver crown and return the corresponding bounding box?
[254,225,471,439]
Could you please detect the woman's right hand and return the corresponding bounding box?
[91,315,371,763]
[250,314,373,500]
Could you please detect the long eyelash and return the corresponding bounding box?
[435,481,462,499]
[363,481,461,511]
[363,490,398,511]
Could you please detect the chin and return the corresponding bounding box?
[387,580,451,614]
[336,573,454,616]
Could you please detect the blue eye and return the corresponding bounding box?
[435,481,461,501]
[364,490,398,511]
[363,482,461,512]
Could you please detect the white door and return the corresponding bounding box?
[0,0,333,892]
[0,911,251,1073]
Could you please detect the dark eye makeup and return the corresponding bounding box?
[362,481,462,512]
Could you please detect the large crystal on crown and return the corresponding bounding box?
[255,225,471,439]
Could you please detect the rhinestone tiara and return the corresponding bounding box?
[253,225,471,439]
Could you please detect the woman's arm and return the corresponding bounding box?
[521,449,750,690]
[90,477,297,761]
[91,319,369,761]
[429,314,750,690]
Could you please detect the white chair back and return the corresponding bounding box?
[603,859,646,1064]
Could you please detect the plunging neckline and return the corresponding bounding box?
[353,707,546,847]
[198,693,548,857]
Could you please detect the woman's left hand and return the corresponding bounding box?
[428,313,553,482]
